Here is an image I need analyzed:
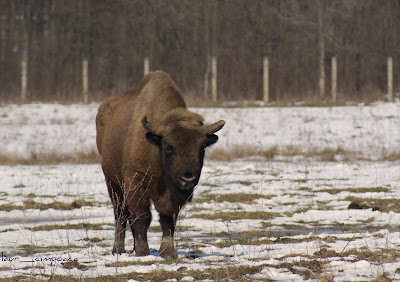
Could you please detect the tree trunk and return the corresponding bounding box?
[203,2,210,99]
[317,0,325,99]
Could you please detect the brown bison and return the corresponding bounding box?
[96,71,224,258]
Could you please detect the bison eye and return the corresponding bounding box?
[165,144,174,155]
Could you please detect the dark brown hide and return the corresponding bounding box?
[96,71,224,258]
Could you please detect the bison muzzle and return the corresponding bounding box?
[96,70,224,258]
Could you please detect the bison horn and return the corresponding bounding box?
[141,116,160,135]
[204,120,225,134]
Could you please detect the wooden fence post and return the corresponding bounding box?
[387,57,393,102]
[144,57,150,76]
[331,56,337,103]
[82,59,88,104]
[211,56,217,102]
[20,51,27,102]
[263,57,269,104]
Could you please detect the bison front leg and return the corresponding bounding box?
[130,208,152,256]
[159,214,178,258]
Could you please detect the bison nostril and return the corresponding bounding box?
[180,172,196,183]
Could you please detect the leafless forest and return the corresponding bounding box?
[1,1,399,104]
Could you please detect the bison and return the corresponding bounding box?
[96,71,225,258]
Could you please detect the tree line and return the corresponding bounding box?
[1,0,399,104]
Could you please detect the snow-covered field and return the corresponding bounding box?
[0,102,400,281]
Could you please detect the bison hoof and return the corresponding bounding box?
[135,248,150,256]
[160,248,177,259]
[159,237,177,259]
[135,242,150,256]
[112,245,126,255]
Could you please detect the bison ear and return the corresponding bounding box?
[205,134,219,147]
[142,116,163,146]
[145,132,162,146]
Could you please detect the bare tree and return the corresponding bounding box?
[0,0,399,103]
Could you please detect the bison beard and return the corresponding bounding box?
[96,71,224,258]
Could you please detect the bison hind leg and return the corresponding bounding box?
[128,219,135,251]
[105,176,129,254]
[112,222,127,255]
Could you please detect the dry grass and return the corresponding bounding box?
[1,144,398,165]
[206,144,362,162]
[0,199,105,212]
[207,144,400,162]
[344,196,400,213]
[9,264,268,282]
[195,192,272,204]
[214,234,316,248]
[105,257,185,268]
[190,210,281,221]
[18,243,88,255]
[317,186,389,195]
[207,145,276,161]
[26,223,113,231]
[218,230,273,238]
[0,149,101,166]
[72,149,102,164]
[304,147,355,161]
[385,150,400,161]
[272,259,327,280]
[121,264,266,282]
[62,260,91,271]
[341,248,400,264]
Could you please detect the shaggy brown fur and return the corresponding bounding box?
[96,71,224,258]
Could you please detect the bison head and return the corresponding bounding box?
[142,110,224,192]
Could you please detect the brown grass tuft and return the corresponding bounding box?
[385,150,400,161]
[341,248,400,264]
[71,149,102,164]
